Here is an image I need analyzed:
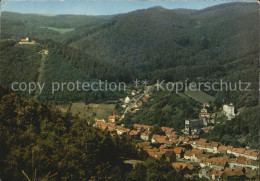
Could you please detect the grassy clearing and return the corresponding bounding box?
[184,88,215,104]
[40,27,75,34]
[63,102,117,120]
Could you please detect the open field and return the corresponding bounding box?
[40,27,75,34]
[58,102,117,120]
[184,89,215,104]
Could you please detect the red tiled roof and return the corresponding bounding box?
[129,130,139,136]
[232,148,245,154]
[188,141,194,145]
[210,157,227,167]
[196,138,208,146]
[142,97,147,103]
[137,101,142,107]
[131,110,137,114]
[107,122,116,128]
[184,150,192,157]
[20,39,28,42]
[244,149,259,157]
[191,149,203,155]
[108,115,119,119]
[141,130,151,136]
[172,162,188,171]
[161,127,174,134]
[218,146,228,151]
[133,124,152,130]
[173,147,184,154]
[137,142,151,149]
[210,169,224,177]
[227,146,233,150]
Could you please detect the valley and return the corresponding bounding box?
[0,2,259,180]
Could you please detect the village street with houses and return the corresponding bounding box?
[92,86,259,181]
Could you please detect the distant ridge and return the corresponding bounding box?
[197,1,257,13]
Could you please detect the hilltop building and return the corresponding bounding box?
[19,37,36,45]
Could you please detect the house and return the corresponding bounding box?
[133,124,152,131]
[231,148,245,157]
[151,135,168,144]
[172,162,194,172]
[173,147,185,159]
[184,150,192,160]
[194,138,208,151]
[168,133,178,141]
[146,148,160,159]
[129,130,140,138]
[218,145,228,154]
[107,122,117,129]
[108,115,119,122]
[137,141,151,150]
[146,148,176,161]
[243,149,259,160]
[224,167,245,179]
[205,142,219,153]
[140,131,152,141]
[159,149,176,162]
[131,110,137,114]
[226,146,234,154]
[116,126,130,135]
[182,137,190,144]
[210,169,224,181]
[161,127,174,136]
[19,37,36,45]
[190,149,204,162]
[223,103,235,120]
[137,101,143,107]
[228,156,259,170]
[93,120,108,130]
[210,157,228,170]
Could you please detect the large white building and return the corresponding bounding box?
[223,103,235,120]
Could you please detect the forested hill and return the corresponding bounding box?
[2,3,258,81]
[1,2,258,103]
[68,2,257,81]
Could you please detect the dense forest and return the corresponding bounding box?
[0,87,188,180]
[203,106,259,149]
[122,91,201,130]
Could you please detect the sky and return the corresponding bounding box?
[0,1,254,15]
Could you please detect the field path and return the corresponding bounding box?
[34,51,48,100]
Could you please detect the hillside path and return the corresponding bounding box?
[34,51,48,100]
